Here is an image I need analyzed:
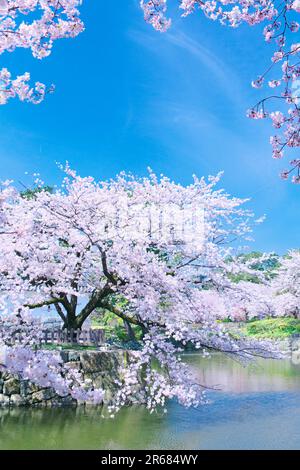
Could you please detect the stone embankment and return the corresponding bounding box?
[0,350,133,408]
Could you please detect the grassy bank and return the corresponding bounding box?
[241,318,300,340]
[42,343,98,351]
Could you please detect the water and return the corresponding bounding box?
[1,353,300,450]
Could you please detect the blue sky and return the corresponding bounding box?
[0,1,298,253]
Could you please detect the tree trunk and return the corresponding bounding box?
[62,312,81,331]
[123,318,136,341]
[293,307,300,319]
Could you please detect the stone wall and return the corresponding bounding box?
[0,349,132,408]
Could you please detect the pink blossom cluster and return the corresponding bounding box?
[0,0,83,103]
[140,1,171,32]
[0,1,83,58]
[248,34,300,180]
[0,67,54,104]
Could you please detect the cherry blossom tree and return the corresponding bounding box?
[229,281,278,320]
[223,250,300,320]
[271,250,300,317]
[140,1,300,182]
[0,166,256,329]
[0,166,278,412]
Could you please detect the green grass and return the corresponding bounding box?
[242,317,300,339]
[41,343,98,351]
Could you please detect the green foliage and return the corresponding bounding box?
[227,251,280,284]
[243,317,300,339]
[20,185,54,200]
[228,272,261,284]
[147,245,169,263]
[92,309,143,343]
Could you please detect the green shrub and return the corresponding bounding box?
[243,317,300,339]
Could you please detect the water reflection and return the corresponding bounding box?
[185,354,300,393]
[0,354,300,450]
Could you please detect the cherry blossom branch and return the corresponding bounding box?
[141,0,300,182]
[0,0,84,104]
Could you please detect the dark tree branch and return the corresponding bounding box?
[24,297,63,309]
[54,303,67,324]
